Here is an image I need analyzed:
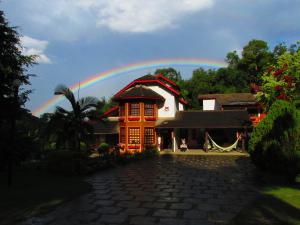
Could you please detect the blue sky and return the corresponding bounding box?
[2,0,300,114]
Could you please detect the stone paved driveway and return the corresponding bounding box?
[21,155,258,225]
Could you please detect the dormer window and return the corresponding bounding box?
[144,104,154,116]
[129,103,140,116]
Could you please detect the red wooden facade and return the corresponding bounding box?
[118,101,158,152]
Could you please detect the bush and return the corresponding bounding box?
[248,100,300,182]
[142,146,160,158]
[98,143,110,155]
[45,150,85,175]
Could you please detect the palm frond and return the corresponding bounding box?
[54,84,77,111]
[55,106,71,115]
[78,96,99,112]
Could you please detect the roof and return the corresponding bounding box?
[198,93,257,106]
[156,110,250,129]
[89,120,119,134]
[113,74,187,105]
[113,85,165,101]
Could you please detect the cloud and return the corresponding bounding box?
[20,36,52,64]
[9,0,214,40]
[94,0,214,33]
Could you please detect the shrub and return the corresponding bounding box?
[45,150,84,175]
[142,146,160,158]
[248,100,300,182]
[97,143,110,156]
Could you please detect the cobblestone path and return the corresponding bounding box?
[21,155,258,225]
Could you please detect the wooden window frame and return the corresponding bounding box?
[128,127,140,144]
[144,103,154,117]
[144,127,155,145]
[129,103,140,116]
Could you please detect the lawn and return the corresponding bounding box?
[0,169,92,225]
[229,175,300,225]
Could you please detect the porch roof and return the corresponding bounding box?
[156,110,250,129]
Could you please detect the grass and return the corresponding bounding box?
[229,174,300,225]
[0,168,92,225]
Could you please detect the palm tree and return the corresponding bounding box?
[54,84,99,152]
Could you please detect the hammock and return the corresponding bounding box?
[207,134,240,152]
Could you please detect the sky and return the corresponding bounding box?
[1,0,300,115]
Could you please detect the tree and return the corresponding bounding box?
[256,44,300,111]
[53,84,99,152]
[238,39,273,83]
[154,68,182,83]
[226,50,240,69]
[0,11,35,185]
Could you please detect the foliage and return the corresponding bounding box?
[142,146,160,158]
[52,84,99,152]
[0,169,91,225]
[256,46,300,111]
[0,10,36,184]
[45,150,87,175]
[98,143,110,155]
[248,100,300,182]
[228,172,300,225]
[154,67,182,83]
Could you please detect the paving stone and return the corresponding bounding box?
[170,203,193,210]
[158,218,187,225]
[130,216,157,225]
[123,207,149,216]
[94,199,115,206]
[117,201,140,208]
[16,155,258,225]
[183,210,207,219]
[153,209,178,218]
[143,202,167,209]
[99,214,127,224]
[97,206,122,214]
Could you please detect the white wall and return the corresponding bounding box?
[203,99,216,110]
[148,86,176,118]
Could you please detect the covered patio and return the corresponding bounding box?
[156,110,251,152]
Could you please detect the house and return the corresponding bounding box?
[92,74,262,152]
[198,93,266,126]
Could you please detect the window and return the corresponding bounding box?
[129,127,140,144]
[144,127,155,145]
[129,103,140,116]
[120,127,126,143]
[144,104,154,116]
[119,105,125,116]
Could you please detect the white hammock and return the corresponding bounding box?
[207,134,240,152]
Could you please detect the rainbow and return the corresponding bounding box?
[33,58,227,116]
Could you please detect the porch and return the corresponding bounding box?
[156,110,251,152]
[159,149,248,156]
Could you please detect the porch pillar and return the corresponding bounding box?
[157,136,161,151]
[171,129,176,152]
[204,131,208,152]
[241,127,247,152]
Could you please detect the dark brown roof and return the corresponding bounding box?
[113,85,165,101]
[90,121,119,134]
[135,74,157,81]
[156,110,250,129]
[198,93,257,106]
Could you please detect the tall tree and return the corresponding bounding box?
[0,11,35,185]
[238,39,273,83]
[53,84,99,151]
